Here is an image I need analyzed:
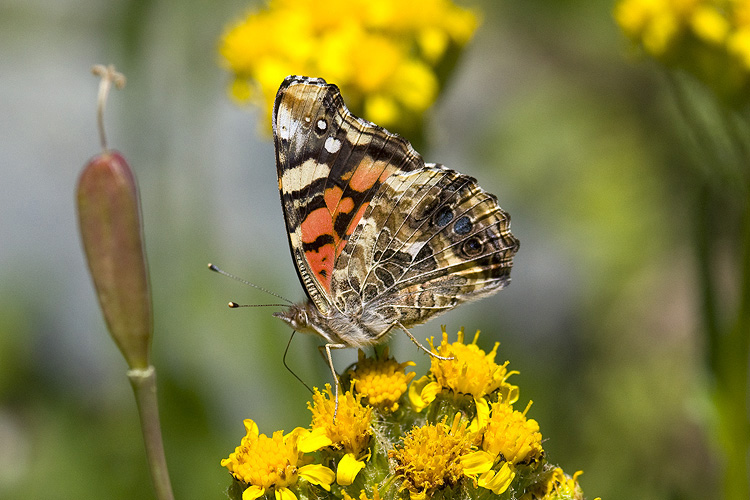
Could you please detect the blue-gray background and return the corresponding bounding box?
[0,1,716,499]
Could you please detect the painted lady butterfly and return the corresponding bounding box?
[271,76,519,407]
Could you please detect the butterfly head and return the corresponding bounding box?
[273,303,310,331]
[274,301,351,346]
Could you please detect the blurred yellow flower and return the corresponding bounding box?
[219,0,480,134]
[220,419,334,500]
[348,348,416,412]
[615,0,750,104]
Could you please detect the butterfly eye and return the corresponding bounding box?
[462,236,483,257]
[453,216,473,235]
[433,206,454,226]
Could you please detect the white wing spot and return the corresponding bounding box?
[325,136,342,154]
[317,119,327,131]
[276,106,292,140]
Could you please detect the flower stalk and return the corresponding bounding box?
[77,65,174,500]
[672,77,750,500]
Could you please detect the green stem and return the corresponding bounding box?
[128,366,175,500]
[695,185,721,372]
[670,72,750,499]
[715,196,750,500]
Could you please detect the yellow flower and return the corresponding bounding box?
[348,348,416,412]
[690,5,730,44]
[413,328,519,411]
[459,400,543,496]
[220,419,335,500]
[481,400,544,465]
[519,468,594,500]
[729,26,750,69]
[389,413,477,500]
[298,385,373,485]
[614,0,750,103]
[218,0,479,133]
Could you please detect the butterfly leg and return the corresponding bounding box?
[395,321,454,361]
[318,342,347,422]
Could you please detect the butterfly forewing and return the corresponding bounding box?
[273,76,425,313]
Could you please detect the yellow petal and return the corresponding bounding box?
[336,453,366,486]
[299,464,335,491]
[477,463,515,495]
[408,376,441,412]
[471,396,490,432]
[242,485,265,500]
[243,419,259,438]
[298,427,333,453]
[285,426,308,445]
[274,487,298,500]
[421,382,441,402]
[460,450,494,476]
[409,489,427,500]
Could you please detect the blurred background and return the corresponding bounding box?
[0,0,731,499]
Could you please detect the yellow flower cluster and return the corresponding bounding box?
[615,0,750,103]
[219,0,479,134]
[221,328,595,500]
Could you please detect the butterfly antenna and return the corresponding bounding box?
[283,330,314,394]
[208,263,293,304]
[227,302,291,308]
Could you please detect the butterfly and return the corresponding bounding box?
[271,76,519,411]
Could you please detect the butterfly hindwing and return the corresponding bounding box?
[331,163,519,332]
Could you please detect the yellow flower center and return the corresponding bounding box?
[482,402,544,465]
[350,348,416,412]
[430,328,519,402]
[390,413,474,499]
[309,385,373,455]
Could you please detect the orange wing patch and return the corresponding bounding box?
[304,243,335,291]
[300,207,337,291]
[349,158,382,192]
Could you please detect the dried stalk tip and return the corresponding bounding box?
[91,64,126,151]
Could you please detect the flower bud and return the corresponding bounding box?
[77,66,152,369]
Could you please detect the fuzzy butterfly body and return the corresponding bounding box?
[272,76,519,355]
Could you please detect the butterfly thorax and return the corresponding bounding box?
[273,300,388,348]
